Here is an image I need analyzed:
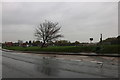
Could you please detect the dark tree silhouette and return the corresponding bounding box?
[74,41,80,46]
[35,20,63,48]
[29,40,32,44]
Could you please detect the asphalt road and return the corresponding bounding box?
[2,50,119,78]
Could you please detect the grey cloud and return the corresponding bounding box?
[2,2,118,42]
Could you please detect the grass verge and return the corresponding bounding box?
[2,45,119,54]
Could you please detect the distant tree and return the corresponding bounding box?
[25,41,28,44]
[29,40,32,44]
[33,40,35,43]
[102,37,118,45]
[55,40,70,46]
[35,20,63,48]
[32,41,42,46]
[74,41,80,46]
[36,41,41,43]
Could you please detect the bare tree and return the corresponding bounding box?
[35,20,63,48]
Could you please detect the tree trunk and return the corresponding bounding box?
[41,41,45,48]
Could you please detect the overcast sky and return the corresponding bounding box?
[2,2,118,43]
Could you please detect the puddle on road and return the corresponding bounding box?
[34,57,60,76]
[33,56,118,78]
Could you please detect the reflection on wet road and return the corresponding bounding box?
[35,57,59,76]
[2,50,119,78]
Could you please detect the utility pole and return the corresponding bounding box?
[100,34,102,43]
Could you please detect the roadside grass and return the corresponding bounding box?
[3,45,119,54]
[97,45,119,53]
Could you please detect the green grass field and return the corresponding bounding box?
[3,45,119,54]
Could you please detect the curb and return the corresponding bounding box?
[1,49,119,57]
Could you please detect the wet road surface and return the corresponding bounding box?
[1,50,119,78]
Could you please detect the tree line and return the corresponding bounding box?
[24,40,81,47]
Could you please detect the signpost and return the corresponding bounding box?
[90,38,93,43]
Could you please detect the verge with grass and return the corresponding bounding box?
[3,45,119,54]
